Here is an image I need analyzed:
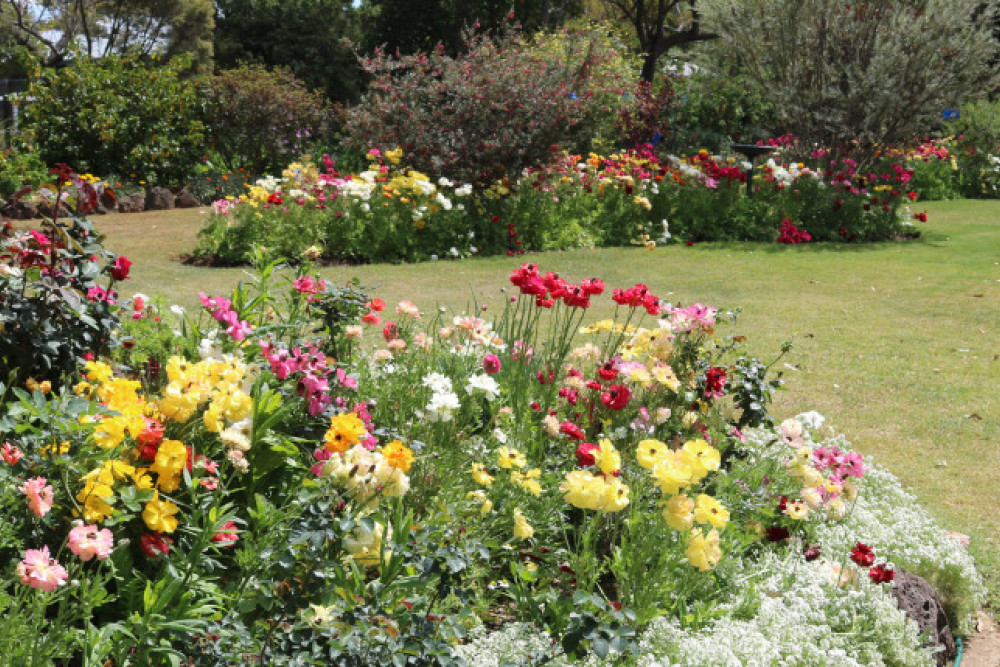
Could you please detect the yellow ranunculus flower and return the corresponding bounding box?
[511,469,542,497]
[651,451,693,495]
[142,492,179,533]
[466,490,493,514]
[471,462,494,486]
[513,508,534,540]
[636,439,668,470]
[497,446,527,470]
[680,439,720,481]
[151,440,188,479]
[686,528,722,572]
[599,476,630,512]
[693,494,730,529]
[594,439,621,476]
[661,494,695,531]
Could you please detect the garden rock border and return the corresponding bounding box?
[1,188,206,219]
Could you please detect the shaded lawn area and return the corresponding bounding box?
[94,199,1000,607]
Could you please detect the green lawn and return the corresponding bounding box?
[95,199,1000,607]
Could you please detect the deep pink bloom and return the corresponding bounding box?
[20,477,54,518]
[17,546,68,591]
[482,353,502,375]
[559,420,585,441]
[68,525,114,561]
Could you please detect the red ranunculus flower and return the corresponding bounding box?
[850,542,876,567]
[869,563,895,584]
[600,384,630,410]
[575,442,599,467]
[559,421,585,441]
[110,256,132,281]
[140,533,174,558]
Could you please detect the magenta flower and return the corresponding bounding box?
[67,525,114,561]
[20,477,54,518]
[17,546,68,592]
[482,353,502,375]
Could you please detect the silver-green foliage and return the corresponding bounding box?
[704,0,1000,153]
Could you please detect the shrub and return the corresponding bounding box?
[344,28,598,183]
[20,52,206,187]
[0,144,48,199]
[203,64,333,175]
[0,168,126,389]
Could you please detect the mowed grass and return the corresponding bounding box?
[94,200,1000,606]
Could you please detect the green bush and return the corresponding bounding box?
[203,64,333,175]
[0,144,47,198]
[20,52,206,187]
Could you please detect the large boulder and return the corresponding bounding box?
[890,570,956,666]
[145,186,175,211]
[117,192,146,214]
[174,189,201,208]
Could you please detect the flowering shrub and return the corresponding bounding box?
[0,168,127,388]
[0,251,981,664]
[344,27,611,184]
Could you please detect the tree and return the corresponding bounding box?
[705,0,1000,157]
[214,0,367,104]
[0,0,215,70]
[362,0,584,56]
[595,0,716,81]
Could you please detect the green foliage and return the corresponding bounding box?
[21,52,207,187]
[667,69,777,152]
[0,144,47,198]
[204,64,332,175]
[214,0,368,104]
[364,0,585,56]
[706,0,1000,159]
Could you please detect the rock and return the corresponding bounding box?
[946,531,971,548]
[890,570,956,666]
[174,189,201,208]
[144,186,175,211]
[117,192,146,213]
[37,201,72,219]
[94,202,110,215]
[1,199,38,220]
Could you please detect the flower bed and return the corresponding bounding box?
[193,142,932,266]
[0,196,983,663]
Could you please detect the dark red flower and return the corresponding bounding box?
[140,533,173,558]
[766,526,790,542]
[704,367,727,399]
[803,544,822,561]
[382,321,398,342]
[600,384,630,410]
[869,563,895,584]
[850,542,876,567]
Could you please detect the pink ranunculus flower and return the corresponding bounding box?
[20,477,54,518]
[482,353,502,375]
[17,546,68,592]
[67,525,115,561]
